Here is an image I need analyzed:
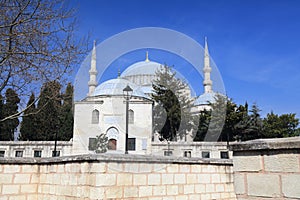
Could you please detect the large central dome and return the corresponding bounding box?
[121,57,162,86]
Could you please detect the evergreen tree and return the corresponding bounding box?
[1,89,20,141]
[19,93,37,141]
[193,109,211,141]
[263,112,299,138]
[59,83,74,141]
[152,65,195,141]
[36,81,62,141]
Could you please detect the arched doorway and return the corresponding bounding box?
[106,127,119,151]
[108,139,117,150]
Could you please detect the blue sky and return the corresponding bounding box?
[73,0,300,118]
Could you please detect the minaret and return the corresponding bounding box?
[145,51,150,62]
[203,37,213,93]
[88,40,98,96]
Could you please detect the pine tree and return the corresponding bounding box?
[152,65,195,141]
[19,93,37,141]
[59,83,74,141]
[263,112,299,138]
[193,109,211,141]
[36,81,62,141]
[1,89,20,141]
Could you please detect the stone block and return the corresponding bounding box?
[166,185,178,195]
[179,165,190,173]
[104,187,123,199]
[133,174,147,185]
[21,184,37,193]
[56,165,65,173]
[0,174,13,184]
[153,163,167,173]
[194,184,205,193]
[163,197,176,200]
[95,174,116,186]
[211,174,220,183]
[89,187,105,199]
[139,185,153,197]
[22,165,38,173]
[30,174,39,184]
[201,165,217,173]
[211,192,221,199]
[191,165,201,173]
[233,173,245,195]
[205,184,214,193]
[153,185,166,196]
[175,195,188,200]
[247,174,280,197]
[89,163,106,173]
[197,174,210,183]
[186,174,198,184]
[264,153,299,172]
[183,184,194,194]
[148,174,161,185]
[282,174,300,198]
[117,173,132,186]
[162,174,174,184]
[138,163,152,173]
[124,163,139,173]
[13,174,31,184]
[233,154,262,172]
[216,184,225,192]
[167,165,178,173]
[174,174,186,184]
[2,185,19,195]
[123,186,139,198]
[3,165,20,173]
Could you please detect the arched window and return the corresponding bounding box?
[129,109,134,124]
[92,109,99,124]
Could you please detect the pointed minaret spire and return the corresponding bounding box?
[203,37,213,93]
[117,68,121,78]
[145,51,150,62]
[88,40,98,96]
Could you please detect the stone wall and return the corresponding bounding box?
[230,137,300,200]
[0,141,73,158]
[0,154,236,200]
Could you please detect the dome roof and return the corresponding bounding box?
[194,92,217,106]
[121,60,162,77]
[93,78,148,99]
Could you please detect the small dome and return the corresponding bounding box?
[93,78,148,99]
[121,60,162,78]
[194,92,217,105]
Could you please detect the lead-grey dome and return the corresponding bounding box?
[93,78,149,99]
[121,60,162,86]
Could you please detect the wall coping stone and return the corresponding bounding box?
[0,153,233,165]
[0,141,72,146]
[230,137,300,151]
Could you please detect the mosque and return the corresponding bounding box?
[72,38,218,155]
[0,38,230,159]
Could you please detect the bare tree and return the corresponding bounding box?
[0,0,87,122]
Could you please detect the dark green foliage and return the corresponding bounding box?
[262,112,299,138]
[152,65,195,141]
[59,83,74,141]
[1,89,20,140]
[194,95,299,141]
[19,93,38,141]
[35,81,62,141]
[94,133,108,153]
[193,109,211,141]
